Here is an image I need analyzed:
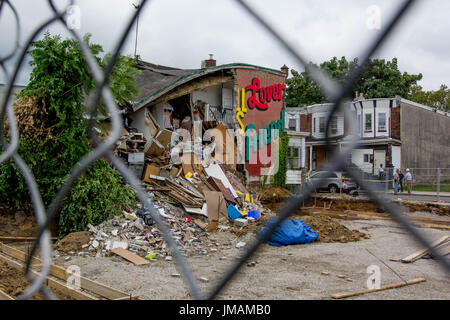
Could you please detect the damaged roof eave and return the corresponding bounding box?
[131,63,285,112]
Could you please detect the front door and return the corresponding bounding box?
[373,150,386,175]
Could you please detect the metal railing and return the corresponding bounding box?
[0,0,448,300]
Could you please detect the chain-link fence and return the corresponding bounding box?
[0,0,449,300]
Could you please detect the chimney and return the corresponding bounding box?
[281,64,289,78]
[202,54,216,68]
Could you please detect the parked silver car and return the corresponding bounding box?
[306,171,358,193]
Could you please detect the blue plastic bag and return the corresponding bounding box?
[258,219,318,246]
[227,204,243,220]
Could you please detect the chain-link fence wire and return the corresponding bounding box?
[0,0,448,300]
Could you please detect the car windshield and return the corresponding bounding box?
[311,171,337,179]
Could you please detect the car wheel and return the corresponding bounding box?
[329,184,338,193]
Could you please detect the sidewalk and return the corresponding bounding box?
[386,190,450,197]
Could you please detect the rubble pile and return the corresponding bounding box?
[58,118,277,262]
[81,203,232,259]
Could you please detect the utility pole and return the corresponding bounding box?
[133,2,140,60]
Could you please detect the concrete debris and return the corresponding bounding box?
[236,242,246,248]
[234,218,248,227]
[199,276,209,283]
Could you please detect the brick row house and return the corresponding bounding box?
[285,97,450,186]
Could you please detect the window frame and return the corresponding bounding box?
[364,113,372,132]
[288,118,297,131]
[330,116,338,135]
[319,117,326,133]
[378,112,387,132]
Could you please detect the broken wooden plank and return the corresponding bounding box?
[428,242,450,258]
[193,219,208,230]
[331,278,426,299]
[111,248,150,265]
[401,236,450,263]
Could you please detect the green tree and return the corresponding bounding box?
[285,66,326,108]
[0,32,139,236]
[286,57,423,107]
[410,84,450,111]
[320,56,359,83]
[355,58,422,99]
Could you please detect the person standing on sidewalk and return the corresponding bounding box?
[405,169,413,194]
[399,169,404,192]
[378,164,385,180]
[393,168,400,195]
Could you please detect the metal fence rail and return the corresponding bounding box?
[0,0,448,300]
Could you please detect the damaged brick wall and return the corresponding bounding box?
[234,68,286,178]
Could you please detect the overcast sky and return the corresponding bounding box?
[1,0,449,91]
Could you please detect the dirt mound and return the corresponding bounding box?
[55,231,91,253]
[300,215,368,243]
[0,260,73,299]
[0,260,46,299]
[258,187,292,204]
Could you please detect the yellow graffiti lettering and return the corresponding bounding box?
[236,88,247,134]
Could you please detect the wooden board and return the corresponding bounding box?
[331,278,426,299]
[204,163,238,198]
[194,219,208,230]
[307,209,450,230]
[0,252,96,300]
[46,277,97,300]
[207,176,236,204]
[401,236,450,263]
[111,248,150,265]
[0,289,14,300]
[0,242,131,300]
[0,236,58,242]
[142,164,161,183]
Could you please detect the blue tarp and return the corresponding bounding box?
[258,219,318,246]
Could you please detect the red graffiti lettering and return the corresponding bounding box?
[245,77,286,111]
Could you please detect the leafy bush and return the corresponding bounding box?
[58,160,136,236]
[272,133,289,188]
[0,32,139,237]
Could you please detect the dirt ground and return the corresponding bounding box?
[0,260,72,300]
[1,196,449,300]
[49,215,449,300]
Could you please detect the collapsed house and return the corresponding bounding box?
[120,55,289,184]
[105,56,289,248]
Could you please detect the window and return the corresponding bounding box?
[319,117,326,133]
[357,114,361,133]
[313,172,337,179]
[288,118,297,131]
[364,154,370,163]
[347,153,352,164]
[378,113,386,132]
[330,116,338,135]
[287,147,301,169]
[365,114,372,132]
[313,118,316,133]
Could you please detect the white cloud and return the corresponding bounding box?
[1,0,449,90]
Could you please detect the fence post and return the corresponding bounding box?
[437,168,440,202]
